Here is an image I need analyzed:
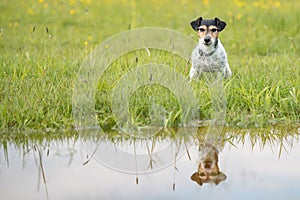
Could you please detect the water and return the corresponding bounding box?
[0,127,299,200]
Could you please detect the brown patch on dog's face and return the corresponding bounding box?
[197,25,219,46]
[197,25,219,38]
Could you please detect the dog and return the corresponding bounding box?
[189,17,232,79]
[191,144,226,186]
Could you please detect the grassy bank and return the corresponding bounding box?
[0,0,299,131]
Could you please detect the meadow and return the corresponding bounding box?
[0,0,299,132]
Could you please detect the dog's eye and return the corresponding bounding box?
[210,28,218,32]
[198,28,205,32]
[209,172,218,177]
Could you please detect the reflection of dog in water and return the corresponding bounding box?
[191,144,226,186]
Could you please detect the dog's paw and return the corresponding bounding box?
[226,70,232,78]
[223,68,232,79]
[224,64,232,78]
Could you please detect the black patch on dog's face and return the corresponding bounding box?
[191,17,227,32]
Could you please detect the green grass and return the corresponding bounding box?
[0,0,299,131]
[1,125,299,162]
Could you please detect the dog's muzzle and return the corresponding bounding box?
[204,36,212,45]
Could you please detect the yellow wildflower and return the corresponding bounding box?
[234,0,246,8]
[273,1,281,8]
[202,0,209,6]
[253,1,259,7]
[28,8,35,15]
[70,9,75,15]
[69,0,75,6]
[180,0,187,5]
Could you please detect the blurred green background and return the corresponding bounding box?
[1,0,299,56]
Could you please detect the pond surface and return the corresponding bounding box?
[0,126,299,200]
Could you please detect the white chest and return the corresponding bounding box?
[191,43,227,72]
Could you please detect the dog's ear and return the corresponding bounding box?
[215,17,226,32]
[214,172,227,185]
[190,17,202,31]
[191,172,203,186]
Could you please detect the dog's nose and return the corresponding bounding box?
[204,38,211,43]
[204,161,212,169]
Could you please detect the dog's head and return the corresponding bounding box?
[190,17,226,47]
[191,146,226,186]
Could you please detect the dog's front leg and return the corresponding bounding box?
[189,66,201,81]
[223,63,232,78]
